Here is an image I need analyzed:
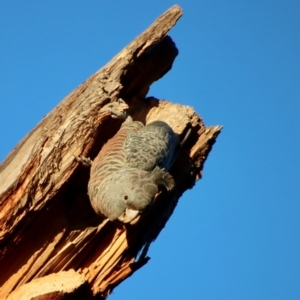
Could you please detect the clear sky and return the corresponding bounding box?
[1,1,299,299]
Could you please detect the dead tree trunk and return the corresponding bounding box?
[0,5,221,300]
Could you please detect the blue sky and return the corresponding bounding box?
[1,1,299,299]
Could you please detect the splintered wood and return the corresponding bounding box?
[0,5,221,300]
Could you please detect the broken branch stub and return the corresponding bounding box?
[0,5,221,300]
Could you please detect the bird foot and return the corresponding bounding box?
[103,98,129,119]
[73,154,92,166]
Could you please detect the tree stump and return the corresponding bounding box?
[0,5,221,300]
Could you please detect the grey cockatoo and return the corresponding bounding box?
[87,115,188,223]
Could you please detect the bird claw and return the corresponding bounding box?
[180,127,191,147]
[109,107,128,119]
[73,154,92,166]
[117,98,126,104]
[105,98,129,119]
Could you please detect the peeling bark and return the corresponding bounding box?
[0,5,221,299]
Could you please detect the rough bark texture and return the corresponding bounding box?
[0,5,221,300]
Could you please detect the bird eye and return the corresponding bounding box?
[124,195,128,200]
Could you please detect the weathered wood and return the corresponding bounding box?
[0,5,221,299]
[6,270,90,300]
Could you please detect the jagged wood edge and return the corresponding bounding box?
[0,5,183,243]
[0,5,222,300]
